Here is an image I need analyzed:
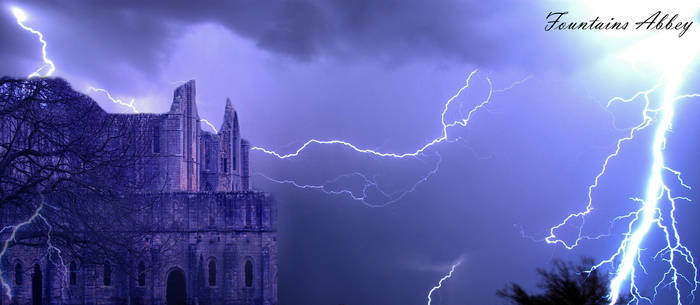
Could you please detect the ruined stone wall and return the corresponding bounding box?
[97,81,251,193]
[1,192,278,305]
[0,80,273,305]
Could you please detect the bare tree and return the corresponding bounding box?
[0,77,169,283]
[497,258,629,305]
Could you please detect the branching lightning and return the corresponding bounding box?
[607,70,698,305]
[86,87,220,133]
[254,72,531,207]
[7,3,529,210]
[9,6,55,79]
[85,70,522,208]
[87,86,139,113]
[12,2,700,305]
[0,195,67,300]
[0,201,45,299]
[2,6,68,301]
[258,152,442,208]
[5,3,518,304]
[545,16,700,304]
[251,69,489,159]
[426,258,462,305]
[545,78,664,250]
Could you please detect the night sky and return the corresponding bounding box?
[2,1,700,304]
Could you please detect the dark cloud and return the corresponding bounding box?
[6,2,693,305]
[5,0,581,77]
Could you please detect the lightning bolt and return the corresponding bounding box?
[9,8,212,133]
[545,78,665,250]
[200,118,218,133]
[2,6,71,300]
[427,259,462,305]
[252,72,523,299]
[0,202,45,299]
[87,86,140,113]
[4,5,528,304]
[86,87,220,133]
[0,194,68,301]
[251,69,487,159]
[6,3,528,209]
[258,152,442,208]
[9,6,55,79]
[255,72,530,207]
[546,81,700,305]
[90,71,513,207]
[545,24,700,305]
[604,68,699,305]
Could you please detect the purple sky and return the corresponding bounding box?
[3,1,700,304]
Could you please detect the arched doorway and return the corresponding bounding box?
[31,264,42,305]
[166,269,186,305]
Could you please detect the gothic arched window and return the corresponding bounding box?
[208,260,216,286]
[103,261,112,286]
[69,261,77,285]
[32,264,42,305]
[244,260,253,287]
[138,262,146,286]
[14,263,22,285]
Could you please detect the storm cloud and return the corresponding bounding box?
[2,0,586,80]
[3,1,699,305]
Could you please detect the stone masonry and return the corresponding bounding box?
[0,80,277,305]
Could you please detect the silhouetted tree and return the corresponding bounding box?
[497,258,629,305]
[0,77,170,281]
